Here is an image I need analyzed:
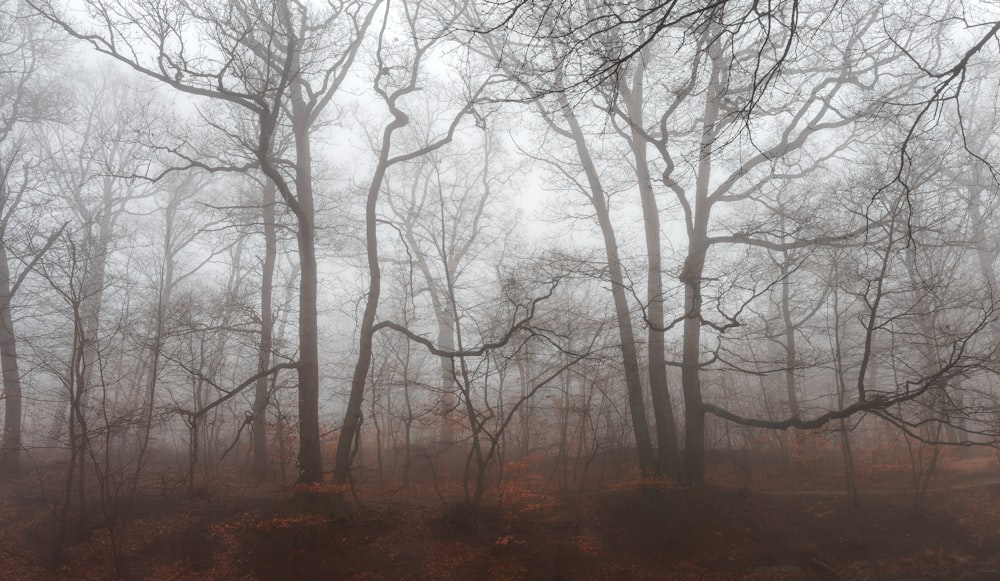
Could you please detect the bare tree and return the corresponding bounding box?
[42,71,160,452]
[0,0,66,475]
[478,0,938,484]
[376,267,596,507]
[705,146,1000,462]
[381,124,514,454]
[252,178,278,477]
[29,0,381,483]
[332,0,491,484]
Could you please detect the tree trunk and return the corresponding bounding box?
[252,179,277,478]
[559,95,655,473]
[435,308,457,445]
[680,244,707,484]
[332,44,460,482]
[0,244,23,475]
[138,187,183,474]
[333,108,397,484]
[680,37,725,485]
[779,226,801,419]
[290,88,323,484]
[830,272,858,505]
[623,58,680,478]
[777,218,802,461]
[49,176,116,447]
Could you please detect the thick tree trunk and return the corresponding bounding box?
[435,309,457,445]
[295,219,322,483]
[0,245,23,475]
[680,245,707,484]
[290,92,323,484]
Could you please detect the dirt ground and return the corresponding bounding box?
[3,449,1000,580]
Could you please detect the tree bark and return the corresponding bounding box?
[333,135,384,485]
[560,95,655,473]
[622,55,680,478]
[779,214,801,419]
[680,38,724,485]
[0,244,23,475]
[252,178,277,477]
[680,241,707,484]
[332,17,472,482]
[289,83,323,484]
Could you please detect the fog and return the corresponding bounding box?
[3,0,1000,579]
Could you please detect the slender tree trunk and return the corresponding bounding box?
[333,42,462,481]
[556,368,571,485]
[679,38,725,485]
[830,272,858,505]
[252,179,277,478]
[559,96,655,473]
[333,111,395,484]
[623,58,680,478]
[50,177,115,447]
[970,184,1000,290]
[370,376,384,481]
[517,347,531,457]
[777,218,802,461]
[137,190,182,475]
[334,183,380,484]
[966,179,998,443]
[400,297,415,486]
[779,222,800,419]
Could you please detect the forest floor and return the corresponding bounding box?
[4,448,1000,580]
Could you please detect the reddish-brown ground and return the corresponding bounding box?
[3,449,1000,580]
